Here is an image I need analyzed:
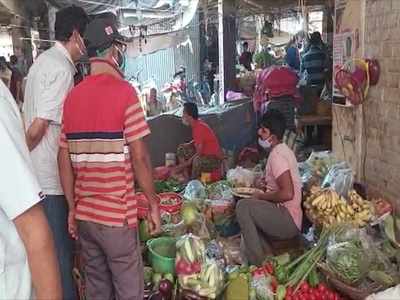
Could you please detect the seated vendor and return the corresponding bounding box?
[175,103,223,182]
[236,110,302,266]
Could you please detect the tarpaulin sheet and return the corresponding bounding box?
[145,101,257,167]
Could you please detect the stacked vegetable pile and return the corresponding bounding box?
[304,187,374,227]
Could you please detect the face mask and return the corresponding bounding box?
[258,137,271,149]
[112,45,126,73]
[75,34,86,56]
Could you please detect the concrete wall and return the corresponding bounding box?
[332,0,400,204]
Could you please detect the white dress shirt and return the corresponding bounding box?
[23,42,76,195]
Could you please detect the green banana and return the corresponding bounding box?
[184,239,195,263]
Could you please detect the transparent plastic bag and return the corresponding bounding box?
[322,162,354,198]
[227,167,255,188]
[306,151,337,178]
[298,161,315,186]
[183,180,208,203]
[218,237,243,265]
[207,181,233,201]
[162,220,186,237]
[250,273,274,300]
[327,227,371,285]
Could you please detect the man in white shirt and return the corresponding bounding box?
[0,80,61,299]
[23,5,89,299]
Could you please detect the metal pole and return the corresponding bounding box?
[218,0,224,105]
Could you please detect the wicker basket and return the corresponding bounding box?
[319,264,382,300]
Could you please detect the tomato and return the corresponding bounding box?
[265,262,274,274]
[298,294,308,300]
[317,283,327,293]
[271,276,278,292]
[312,290,321,300]
[308,294,316,300]
[300,282,310,292]
[326,291,336,300]
[286,287,294,296]
[285,296,293,300]
[333,293,341,300]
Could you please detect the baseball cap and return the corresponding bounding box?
[84,17,130,52]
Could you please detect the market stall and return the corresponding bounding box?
[72,145,399,300]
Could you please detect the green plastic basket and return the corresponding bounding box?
[146,237,176,275]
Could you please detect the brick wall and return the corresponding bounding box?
[364,0,400,203]
[333,0,400,204]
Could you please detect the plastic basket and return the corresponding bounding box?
[147,237,176,275]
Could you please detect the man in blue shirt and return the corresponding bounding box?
[300,32,327,89]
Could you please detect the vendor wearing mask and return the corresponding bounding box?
[174,103,223,182]
[236,110,302,266]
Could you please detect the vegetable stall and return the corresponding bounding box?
[74,151,400,300]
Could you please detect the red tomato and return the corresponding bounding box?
[317,283,327,293]
[286,287,294,296]
[327,291,336,300]
[300,282,310,292]
[271,276,278,292]
[308,294,317,300]
[312,290,321,300]
[333,293,341,300]
[265,262,274,274]
[285,296,293,300]
[298,294,308,300]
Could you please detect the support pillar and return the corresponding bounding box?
[218,0,237,104]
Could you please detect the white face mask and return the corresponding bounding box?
[258,137,271,149]
[75,34,86,56]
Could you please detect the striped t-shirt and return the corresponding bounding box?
[300,45,327,87]
[60,74,150,228]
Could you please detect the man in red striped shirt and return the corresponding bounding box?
[58,17,161,299]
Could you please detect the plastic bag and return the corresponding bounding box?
[306,151,336,178]
[178,256,225,299]
[300,151,337,190]
[183,180,208,203]
[322,162,354,197]
[162,220,186,237]
[218,237,243,265]
[204,197,239,238]
[366,284,400,300]
[227,167,255,187]
[326,227,371,285]
[250,273,274,300]
[207,181,233,201]
[298,161,315,186]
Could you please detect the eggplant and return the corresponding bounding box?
[158,279,173,300]
[148,291,164,300]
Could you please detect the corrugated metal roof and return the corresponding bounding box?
[125,12,200,90]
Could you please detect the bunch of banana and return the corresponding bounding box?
[305,188,373,227]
